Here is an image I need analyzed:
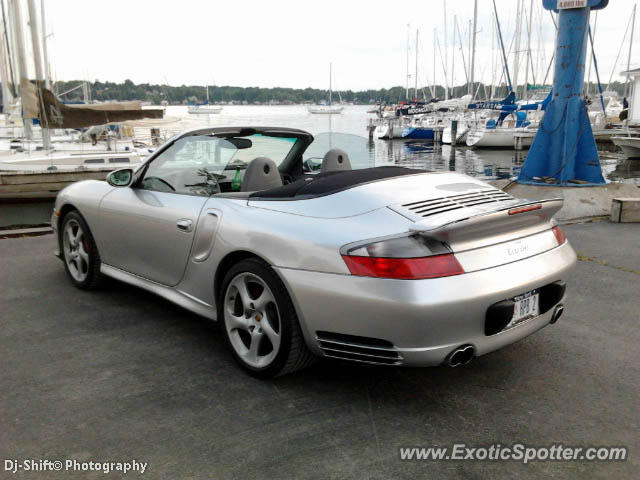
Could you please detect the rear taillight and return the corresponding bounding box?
[341,234,464,279]
[342,254,464,279]
[552,226,566,245]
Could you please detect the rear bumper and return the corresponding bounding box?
[275,241,576,367]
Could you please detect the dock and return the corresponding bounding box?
[0,167,115,199]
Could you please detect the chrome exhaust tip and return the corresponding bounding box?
[550,304,564,324]
[445,344,475,367]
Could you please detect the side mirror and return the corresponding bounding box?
[107,168,134,187]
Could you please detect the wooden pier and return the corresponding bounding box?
[0,167,114,199]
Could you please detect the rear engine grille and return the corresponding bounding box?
[402,189,515,218]
[316,331,402,365]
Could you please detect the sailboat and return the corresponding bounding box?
[308,64,344,114]
[188,85,223,114]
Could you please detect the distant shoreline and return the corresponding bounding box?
[43,79,630,106]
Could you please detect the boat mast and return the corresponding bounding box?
[443,0,448,100]
[455,17,468,94]
[27,0,49,149]
[0,7,13,110]
[451,14,456,98]
[512,0,522,97]
[206,85,209,104]
[414,29,419,100]
[490,12,496,99]
[40,0,49,88]
[8,0,32,139]
[493,0,513,93]
[432,28,437,99]
[469,0,478,97]
[467,19,472,95]
[405,24,410,100]
[329,62,332,105]
[624,3,636,99]
[586,11,598,97]
[523,0,533,101]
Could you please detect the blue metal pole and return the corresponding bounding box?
[517,0,608,186]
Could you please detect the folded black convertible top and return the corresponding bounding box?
[250,166,427,200]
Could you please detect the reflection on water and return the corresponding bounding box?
[173,104,638,185]
[3,106,639,228]
[370,140,526,181]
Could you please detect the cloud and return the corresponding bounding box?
[44,0,639,90]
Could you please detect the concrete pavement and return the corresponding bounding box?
[1,222,638,479]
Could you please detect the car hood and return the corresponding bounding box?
[247,172,496,218]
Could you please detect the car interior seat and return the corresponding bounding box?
[241,157,283,192]
[321,149,352,173]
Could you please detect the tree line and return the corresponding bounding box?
[2,78,631,106]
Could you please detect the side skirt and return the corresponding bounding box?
[100,264,217,321]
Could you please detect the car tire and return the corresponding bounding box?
[60,211,103,290]
[219,257,316,378]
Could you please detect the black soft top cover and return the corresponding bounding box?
[250,166,426,200]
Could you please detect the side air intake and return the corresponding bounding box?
[315,331,402,365]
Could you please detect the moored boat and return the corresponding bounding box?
[611,136,640,159]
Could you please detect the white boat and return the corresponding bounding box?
[466,126,535,148]
[611,136,640,159]
[187,104,222,114]
[308,63,344,115]
[466,113,537,148]
[307,105,344,114]
[0,150,142,170]
[442,120,470,144]
[374,122,406,139]
[0,151,142,200]
[188,85,222,114]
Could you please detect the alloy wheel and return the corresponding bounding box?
[223,272,282,368]
[63,218,90,282]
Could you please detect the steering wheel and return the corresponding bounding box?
[303,157,323,172]
[143,176,175,191]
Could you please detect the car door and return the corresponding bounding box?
[96,135,228,286]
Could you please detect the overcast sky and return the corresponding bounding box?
[40,0,640,90]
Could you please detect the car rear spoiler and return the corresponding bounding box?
[408,198,563,243]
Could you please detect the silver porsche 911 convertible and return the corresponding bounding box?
[52,126,576,377]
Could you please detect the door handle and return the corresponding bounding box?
[176,219,193,232]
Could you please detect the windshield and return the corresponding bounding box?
[141,133,299,195]
[303,132,375,173]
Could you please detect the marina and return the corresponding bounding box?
[1,0,639,478]
[2,104,639,224]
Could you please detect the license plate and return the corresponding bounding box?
[506,289,540,329]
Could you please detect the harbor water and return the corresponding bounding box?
[1,104,638,228]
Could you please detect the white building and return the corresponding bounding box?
[621,68,640,125]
